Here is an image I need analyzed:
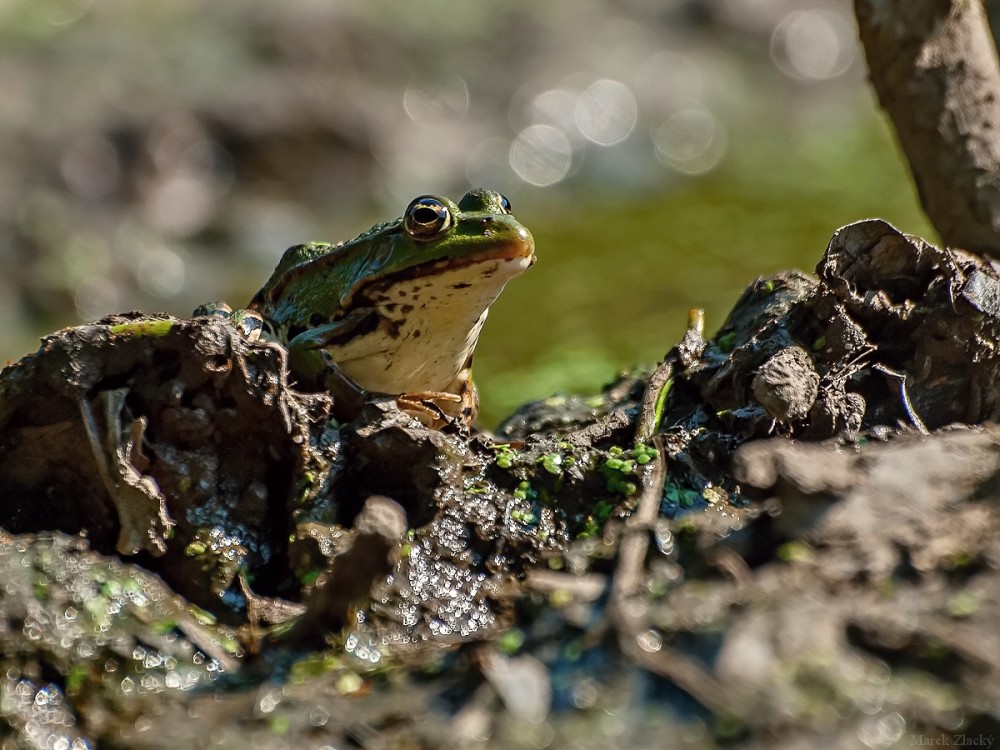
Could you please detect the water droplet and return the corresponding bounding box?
[257,687,283,714]
[636,628,662,653]
[654,520,674,555]
[570,678,598,709]
[858,712,905,748]
[309,705,330,727]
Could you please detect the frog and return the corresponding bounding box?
[242,188,535,427]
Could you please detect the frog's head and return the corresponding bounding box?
[250,189,534,330]
[330,188,534,312]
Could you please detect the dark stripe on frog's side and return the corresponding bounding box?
[312,309,383,347]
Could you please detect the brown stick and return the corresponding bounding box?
[855,0,1000,256]
[608,442,743,717]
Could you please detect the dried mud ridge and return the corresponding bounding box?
[1,219,1000,748]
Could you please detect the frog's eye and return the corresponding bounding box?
[498,194,512,214]
[404,197,453,240]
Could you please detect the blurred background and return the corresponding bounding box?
[0,0,957,425]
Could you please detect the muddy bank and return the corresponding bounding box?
[1,220,999,748]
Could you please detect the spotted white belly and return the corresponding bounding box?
[327,256,530,394]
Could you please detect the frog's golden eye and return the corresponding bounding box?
[404,197,452,240]
[499,194,512,214]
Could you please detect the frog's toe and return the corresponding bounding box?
[192,301,233,318]
[396,390,476,431]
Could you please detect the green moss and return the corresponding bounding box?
[109,319,175,337]
[32,575,49,602]
[946,591,979,618]
[298,568,321,587]
[513,481,536,502]
[65,664,88,695]
[493,443,516,469]
[601,444,656,496]
[510,507,537,525]
[269,715,291,735]
[538,451,564,475]
[777,541,814,563]
[184,540,208,556]
[289,651,342,683]
[577,517,600,539]
[663,481,700,509]
[497,628,525,654]
[717,331,737,353]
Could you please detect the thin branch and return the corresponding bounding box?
[855,0,1000,256]
[608,442,743,718]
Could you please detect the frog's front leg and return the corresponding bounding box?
[284,310,379,388]
[290,319,478,429]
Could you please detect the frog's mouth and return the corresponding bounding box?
[341,234,535,311]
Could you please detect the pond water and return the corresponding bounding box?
[475,112,932,425]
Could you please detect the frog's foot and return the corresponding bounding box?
[396,388,476,431]
[395,359,479,430]
[78,388,174,556]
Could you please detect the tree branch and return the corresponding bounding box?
[855,0,1000,256]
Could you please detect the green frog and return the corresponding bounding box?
[244,188,535,425]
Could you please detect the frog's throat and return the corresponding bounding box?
[340,237,534,313]
[329,254,531,394]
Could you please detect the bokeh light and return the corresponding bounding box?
[771,10,857,80]
[509,125,573,187]
[527,89,579,133]
[465,138,520,196]
[136,245,186,299]
[575,79,637,146]
[59,135,121,199]
[404,74,470,125]
[652,107,727,175]
[74,276,118,321]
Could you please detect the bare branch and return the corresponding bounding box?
[855,0,1000,255]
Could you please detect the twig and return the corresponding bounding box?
[609,441,743,718]
[635,308,705,443]
[873,363,930,435]
[634,360,675,444]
